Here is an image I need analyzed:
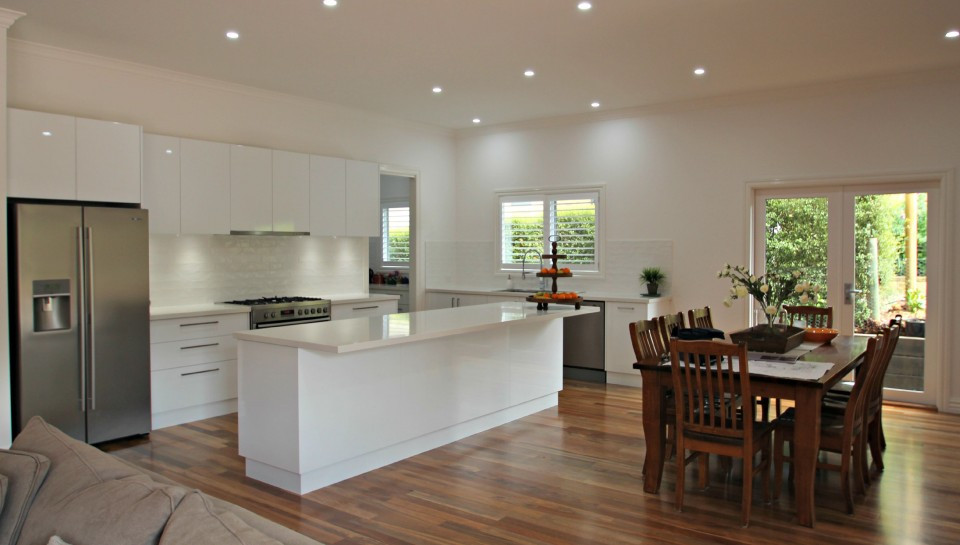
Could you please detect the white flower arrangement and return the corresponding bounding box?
[717,264,818,326]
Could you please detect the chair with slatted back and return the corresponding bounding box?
[774,335,881,514]
[669,339,774,527]
[687,306,714,329]
[657,312,685,354]
[631,319,675,471]
[783,305,834,328]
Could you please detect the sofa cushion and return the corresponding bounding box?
[0,474,7,512]
[11,417,187,545]
[0,450,50,545]
[158,492,281,545]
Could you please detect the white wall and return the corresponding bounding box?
[2,40,458,441]
[455,73,960,411]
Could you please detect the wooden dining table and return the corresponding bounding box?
[638,335,869,527]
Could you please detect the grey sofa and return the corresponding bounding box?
[0,417,321,545]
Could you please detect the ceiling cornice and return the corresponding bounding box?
[0,8,25,30]
[457,64,960,138]
[7,38,456,140]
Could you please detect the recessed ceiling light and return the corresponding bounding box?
[41,131,52,136]
[225,30,239,40]
[693,67,706,76]
[578,2,592,11]
[524,69,535,77]
[946,30,960,39]
[590,102,600,108]
[473,118,481,124]
[323,0,338,6]
[432,86,443,94]
[165,149,174,155]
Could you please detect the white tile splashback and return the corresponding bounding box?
[425,239,673,296]
[150,235,368,306]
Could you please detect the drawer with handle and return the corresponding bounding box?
[150,313,249,343]
[332,300,397,320]
[151,360,237,414]
[150,334,238,371]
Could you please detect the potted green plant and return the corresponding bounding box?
[641,267,666,296]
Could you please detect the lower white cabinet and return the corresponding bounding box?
[331,299,398,320]
[604,302,656,387]
[149,312,249,429]
[426,292,490,309]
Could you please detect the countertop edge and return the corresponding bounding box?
[150,304,251,320]
[427,287,671,304]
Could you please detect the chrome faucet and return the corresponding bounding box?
[520,249,542,281]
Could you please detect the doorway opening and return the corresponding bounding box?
[369,173,415,312]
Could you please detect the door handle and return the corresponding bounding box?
[86,226,97,411]
[77,227,86,413]
[844,282,863,305]
[180,342,220,350]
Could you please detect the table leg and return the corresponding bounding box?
[792,387,822,527]
[642,370,666,493]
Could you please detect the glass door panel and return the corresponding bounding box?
[763,197,830,307]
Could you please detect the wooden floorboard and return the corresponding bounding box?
[102,380,960,544]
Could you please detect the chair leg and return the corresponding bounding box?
[698,453,709,489]
[879,412,887,450]
[773,432,785,500]
[742,452,754,527]
[759,397,770,422]
[761,436,771,503]
[840,443,854,515]
[852,435,866,496]
[869,417,885,472]
[675,441,685,513]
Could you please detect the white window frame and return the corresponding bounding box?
[380,200,410,269]
[496,186,604,275]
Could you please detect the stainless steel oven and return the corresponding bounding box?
[223,296,332,329]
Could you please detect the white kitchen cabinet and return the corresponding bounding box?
[369,286,410,312]
[76,117,142,203]
[345,159,380,237]
[331,299,398,320]
[149,312,249,429]
[272,150,310,233]
[309,155,347,236]
[180,138,230,235]
[426,292,489,309]
[141,134,181,234]
[7,108,76,200]
[604,302,650,387]
[230,145,273,233]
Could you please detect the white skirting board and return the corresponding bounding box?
[151,399,238,430]
[606,372,643,388]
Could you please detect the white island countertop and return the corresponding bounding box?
[236,301,598,354]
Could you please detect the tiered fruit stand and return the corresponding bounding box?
[525,238,583,310]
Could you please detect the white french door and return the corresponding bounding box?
[753,179,942,406]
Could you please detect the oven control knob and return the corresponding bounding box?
[271,312,277,318]
[309,308,315,314]
[263,312,269,319]
[297,309,302,315]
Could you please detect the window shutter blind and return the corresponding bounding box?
[500,199,544,265]
[550,196,597,265]
[382,206,410,263]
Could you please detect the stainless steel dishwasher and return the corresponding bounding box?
[562,300,605,382]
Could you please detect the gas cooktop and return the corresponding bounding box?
[223,296,324,306]
[223,296,332,328]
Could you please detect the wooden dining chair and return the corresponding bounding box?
[783,305,833,328]
[669,339,774,527]
[774,335,881,514]
[656,312,685,354]
[631,319,675,469]
[687,306,714,329]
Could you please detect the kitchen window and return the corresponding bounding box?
[381,204,410,266]
[498,188,602,273]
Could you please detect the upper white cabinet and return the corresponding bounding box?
[8,109,76,200]
[8,108,141,203]
[142,134,181,234]
[180,138,230,235]
[309,155,347,236]
[76,117,142,203]
[309,156,379,237]
[272,150,310,233]
[345,159,380,237]
[229,145,273,233]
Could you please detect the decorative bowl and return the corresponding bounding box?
[804,327,839,344]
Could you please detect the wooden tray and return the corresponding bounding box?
[535,272,573,278]
[729,324,805,354]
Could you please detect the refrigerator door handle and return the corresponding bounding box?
[77,227,87,413]
[86,226,97,411]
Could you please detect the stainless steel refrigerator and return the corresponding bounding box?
[10,203,150,443]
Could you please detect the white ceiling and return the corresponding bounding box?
[2,0,960,129]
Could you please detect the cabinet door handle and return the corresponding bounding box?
[457,297,461,307]
[451,297,455,307]
[180,342,220,350]
[180,321,219,327]
[618,306,636,311]
[352,305,379,311]
[181,367,220,377]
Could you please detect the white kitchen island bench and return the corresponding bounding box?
[234,301,598,494]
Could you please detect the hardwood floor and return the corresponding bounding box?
[102,381,960,544]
